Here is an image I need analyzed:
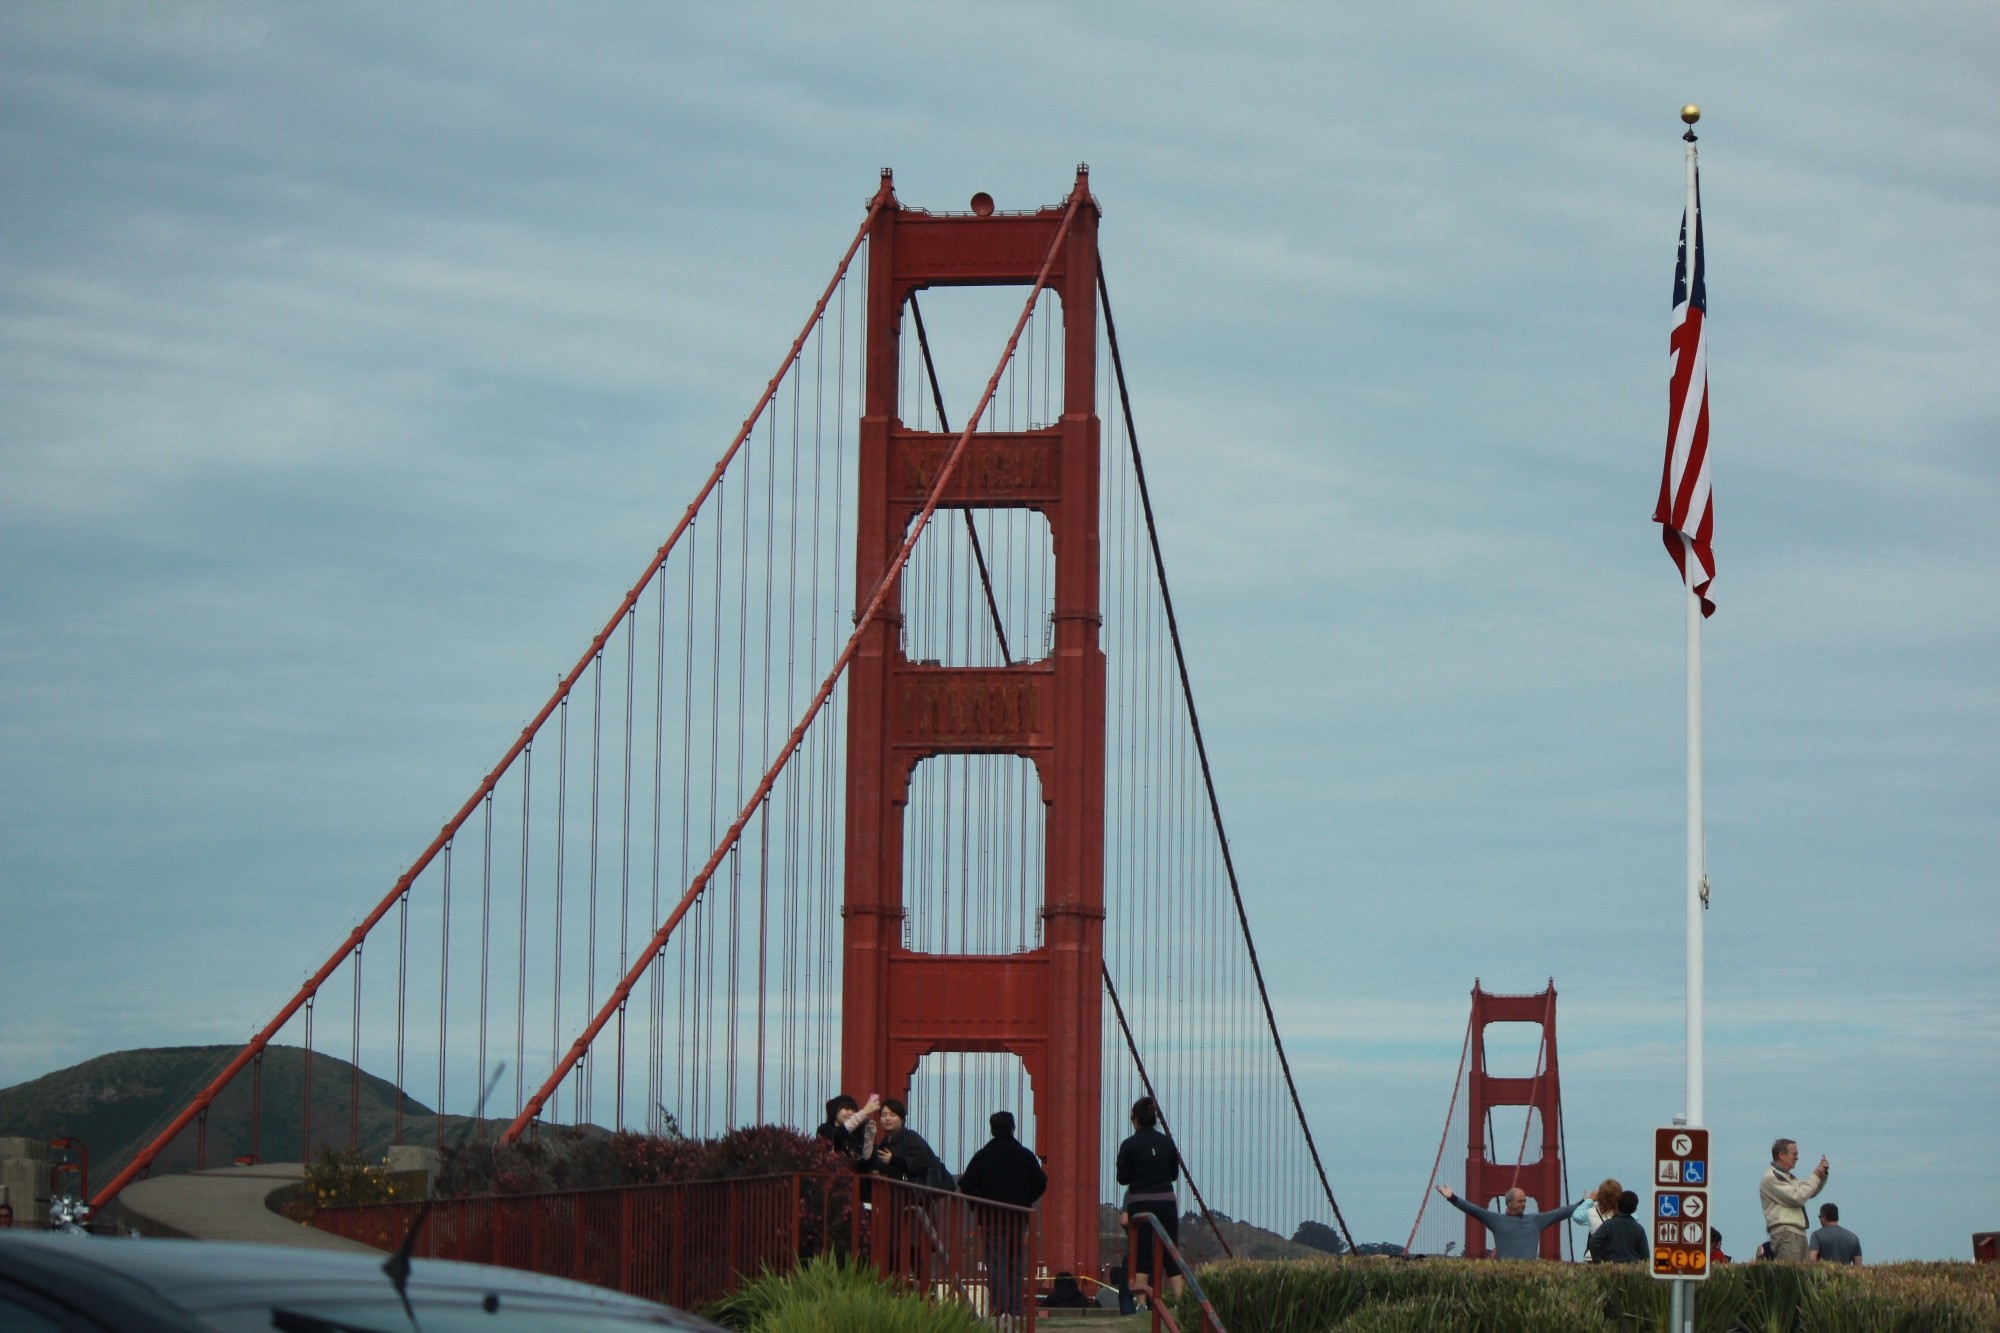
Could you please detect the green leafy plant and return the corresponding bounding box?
[704,1254,989,1333]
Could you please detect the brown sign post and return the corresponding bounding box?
[1651,1126,1712,1280]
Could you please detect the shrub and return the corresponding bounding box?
[299,1145,419,1211]
[1179,1255,2000,1333]
[437,1122,847,1197]
[703,1254,988,1333]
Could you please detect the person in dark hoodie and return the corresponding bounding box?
[1115,1096,1183,1306]
[958,1111,1047,1316]
[1586,1190,1650,1264]
[815,1092,880,1168]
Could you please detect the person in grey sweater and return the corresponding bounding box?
[1436,1183,1584,1260]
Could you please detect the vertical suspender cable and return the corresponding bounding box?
[437,844,451,1150]
[349,944,362,1150]
[395,891,409,1146]
[756,385,782,1121]
[586,657,603,1122]
[553,698,568,1118]
[618,613,637,1127]
[678,536,696,1126]
[477,794,493,1111]
[1101,267,1356,1251]
[649,570,668,1127]
[779,329,808,1122]
[516,746,532,1118]
[705,606,728,1126]
[301,996,315,1165]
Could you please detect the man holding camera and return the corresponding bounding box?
[1759,1137,1828,1261]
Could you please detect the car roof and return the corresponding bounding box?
[0,1233,717,1329]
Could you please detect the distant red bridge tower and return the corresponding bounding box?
[840,169,1107,1275]
[1463,981,1566,1259]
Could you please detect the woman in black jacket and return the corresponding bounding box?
[1115,1096,1183,1305]
[871,1097,953,1190]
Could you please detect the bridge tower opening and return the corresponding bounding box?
[1463,980,1566,1259]
[841,167,1106,1274]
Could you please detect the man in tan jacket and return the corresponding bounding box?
[1759,1138,1829,1261]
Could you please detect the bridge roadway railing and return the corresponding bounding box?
[1123,1210,1227,1333]
[313,1172,1040,1323]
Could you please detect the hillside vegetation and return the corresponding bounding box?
[0,1045,472,1184]
[1181,1256,2000,1333]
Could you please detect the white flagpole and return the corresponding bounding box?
[1686,559,1705,1129]
[1672,104,1707,1333]
[1682,123,1706,1134]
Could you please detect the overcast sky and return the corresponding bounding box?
[3,3,1995,1261]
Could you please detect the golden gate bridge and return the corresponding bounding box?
[86,167,1567,1290]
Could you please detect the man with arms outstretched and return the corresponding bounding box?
[1435,1184,1583,1260]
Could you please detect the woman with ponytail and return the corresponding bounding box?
[1115,1095,1185,1306]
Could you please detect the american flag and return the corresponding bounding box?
[1655,170,1715,616]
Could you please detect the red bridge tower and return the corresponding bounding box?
[1463,981,1566,1259]
[841,169,1106,1274]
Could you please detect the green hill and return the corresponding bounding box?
[0,1045,481,1187]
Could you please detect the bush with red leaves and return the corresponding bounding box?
[441,1122,848,1198]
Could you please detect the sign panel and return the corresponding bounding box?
[1651,1126,1711,1280]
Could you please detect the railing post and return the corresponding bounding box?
[616,1189,633,1293]
[668,1182,683,1309]
[727,1173,742,1291]
[788,1174,801,1272]
[1026,1203,1040,1332]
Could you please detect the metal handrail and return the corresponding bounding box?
[870,1177,1037,1326]
[1126,1211,1227,1333]
[899,1194,971,1306]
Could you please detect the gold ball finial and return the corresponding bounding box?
[1681,104,1701,125]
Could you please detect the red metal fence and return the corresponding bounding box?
[315,1172,1040,1323]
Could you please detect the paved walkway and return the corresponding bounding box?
[118,1162,375,1252]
